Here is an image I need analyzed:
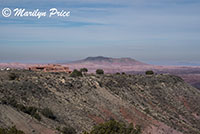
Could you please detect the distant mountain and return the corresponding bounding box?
[84,56,112,62]
[63,56,149,73]
[68,56,147,66]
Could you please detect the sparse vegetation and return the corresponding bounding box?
[83,119,141,134]
[41,108,56,120]
[80,68,88,73]
[2,97,41,121]
[0,126,24,134]
[145,70,154,75]
[96,69,104,75]
[70,69,83,77]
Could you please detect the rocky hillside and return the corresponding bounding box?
[0,70,200,134]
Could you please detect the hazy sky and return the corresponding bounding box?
[0,0,200,64]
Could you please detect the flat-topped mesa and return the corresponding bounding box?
[28,64,71,73]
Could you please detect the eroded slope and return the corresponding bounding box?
[0,70,200,134]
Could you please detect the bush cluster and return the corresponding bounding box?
[70,69,83,77]
[41,108,56,120]
[80,68,88,73]
[145,70,154,75]
[1,97,18,107]
[96,69,104,75]
[18,105,41,121]
[2,98,41,121]
[0,126,24,134]
[70,68,105,76]
[2,98,58,121]
[115,72,126,75]
[83,119,141,134]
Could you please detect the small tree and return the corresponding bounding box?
[70,69,83,77]
[80,68,88,73]
[145,70,154,75]
[96,69,104,75]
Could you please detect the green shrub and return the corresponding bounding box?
[96,69,104,75]
[83,119,141,134]
[56,127,61,131]
[32,113,41,121]
[61,126,76,134]
[144,108,150,114]
[80,68,88,73]
[41,108,56,120]
[122,72,126,75]
[8,73,19,80]
[16,104,26,112]
[116,72,120,75]
[0,126,24,134]
[24,106,38,115]
[21,106,41,121]
[145,70,154,75]
[70,69,83,77]
[5,97,18,107]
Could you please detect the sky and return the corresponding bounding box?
[0,0,200,65]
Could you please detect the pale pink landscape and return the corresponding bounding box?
[1,57,200,90]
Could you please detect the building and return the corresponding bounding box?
[28,64,71,73]
[0,67,11,71]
